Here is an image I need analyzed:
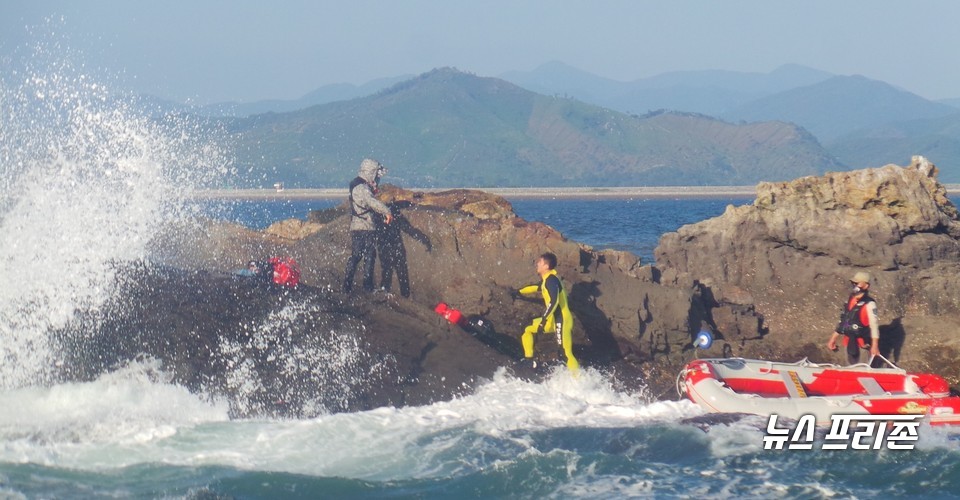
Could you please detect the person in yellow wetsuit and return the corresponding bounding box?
[516,252,580,371]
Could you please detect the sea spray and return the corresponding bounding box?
[0,366,678,474]
[46,258,395,420]
[0,359,229,449]
[1,361,958,497]
[218,298,395,417]
[0,27,230,389]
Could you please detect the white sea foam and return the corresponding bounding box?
[0,26,229,389]
[0,360,229,466]
[218,299,390,416]
[0,366,702,478]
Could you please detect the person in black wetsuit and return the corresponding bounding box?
[375,200,431,297]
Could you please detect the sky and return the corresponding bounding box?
[2,0,960,105]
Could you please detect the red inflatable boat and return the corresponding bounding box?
[679,358,960,426]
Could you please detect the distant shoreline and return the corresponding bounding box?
[191,186,761,200]
[191,184,960,200]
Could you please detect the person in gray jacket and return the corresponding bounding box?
[343,158,393,293]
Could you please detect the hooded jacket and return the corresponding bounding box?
[349,159,392,231]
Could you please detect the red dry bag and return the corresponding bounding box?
[269,257,301,288]
[434,302,463,325]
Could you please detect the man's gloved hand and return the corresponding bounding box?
[536,323,545,334]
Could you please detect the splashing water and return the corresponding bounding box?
[218,299,395,417]
[0,28,231,389]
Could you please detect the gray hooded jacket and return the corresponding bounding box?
[349,159,392,231]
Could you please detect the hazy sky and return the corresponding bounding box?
[3,1,959,104]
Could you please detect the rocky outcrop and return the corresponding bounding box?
[56,263,512,418]
[64,183,732,417]
[62,157,960,419]
[293,184,726,387]
[656,156,960,385]
[263,219,326,240]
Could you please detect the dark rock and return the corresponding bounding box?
[64,156,960,417]
[54,263,514,418]
[63,186,723,416]
[656,156,960,386]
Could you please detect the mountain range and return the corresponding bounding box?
[501,62,837,117]
[224,68,840,188]
[502,62,960,182]
[198,75,413,117]
[192,62,960,187]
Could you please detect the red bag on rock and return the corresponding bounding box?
[434,302,463,325]
[269,257,300,288]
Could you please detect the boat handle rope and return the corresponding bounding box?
[869,353,901,370]
[676,369,687,397]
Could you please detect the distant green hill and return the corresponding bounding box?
[501,64,960,175]
[198,75,411,117]
[226,68,843,188]
[723,75,957,142]
[938,97,960,110]
[827,112,960,181]
[501,62,835,116]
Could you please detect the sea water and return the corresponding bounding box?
[3,32,960,500]
[194,197,745,265]
[3,366,960,498]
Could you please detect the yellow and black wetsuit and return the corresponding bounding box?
[518,269,580,371]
